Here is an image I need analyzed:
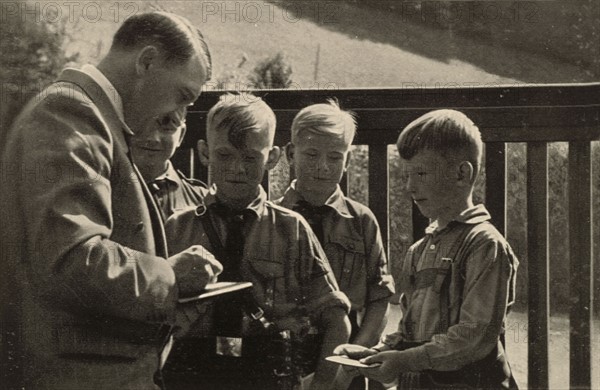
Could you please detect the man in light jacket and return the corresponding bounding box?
[0,11,221,389]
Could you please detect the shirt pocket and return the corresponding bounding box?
[324,235,366,293]
[246,259,287,312]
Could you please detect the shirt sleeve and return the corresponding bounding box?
[296,219,351,317]
[389,237,517,372]
[361,211,395,303]
[380,244,417,348]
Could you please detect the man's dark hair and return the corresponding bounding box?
[111,11,211,79]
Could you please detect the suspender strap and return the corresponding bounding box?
[432,222,476,293]
[436,222,480,332]
[195,203,228,265]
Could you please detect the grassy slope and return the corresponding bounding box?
[65,1,594,85]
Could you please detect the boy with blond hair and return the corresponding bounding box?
[276,100,394,389]
[163,94,351,390]
[335,109,519,389]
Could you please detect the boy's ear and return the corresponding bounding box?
[343,150,352,172]
[135,46,159,75]
[266,146,281,170]
[284,143,294,165]
[197,139,210,167]
[176,124,187,148]
[457,161,475,185]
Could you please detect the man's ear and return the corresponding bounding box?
[285,143,294,166]
[266,146,281,170]
[457,161,475,185]
[197,139,210,167]
[135,46,159,76]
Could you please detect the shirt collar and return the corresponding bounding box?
[151,161,180,187]
[281,180,353,218]
[81,64,125,125]
[204,185,267,218]
[425,204,491,235]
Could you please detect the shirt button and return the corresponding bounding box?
[429,244,435,250]
[266,288,273,294]
[344,268,351,273]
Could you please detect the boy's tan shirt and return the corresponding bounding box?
[382,204,519,372]
[276,181,394,313]
[165,186,350,330]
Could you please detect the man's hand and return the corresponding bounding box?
[358,350,406,385]
[167,245,223,297]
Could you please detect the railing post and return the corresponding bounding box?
[526,142,550,389]
[485,142,507,235]
[568,141,592,390]
[368,144,389,254]
[188,148,196,179]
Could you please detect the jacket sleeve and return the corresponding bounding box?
[13,85,178,324]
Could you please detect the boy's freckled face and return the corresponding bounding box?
[208,128,271,205]
[292,131,350,197]
[399,150,458,221]
[130,113,185,176]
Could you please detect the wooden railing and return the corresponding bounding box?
[174,83,600,390]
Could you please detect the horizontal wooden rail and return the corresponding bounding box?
[181,83,600,147]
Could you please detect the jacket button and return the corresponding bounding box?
[136,222,145,232]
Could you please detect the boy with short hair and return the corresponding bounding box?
[276,100,394,389]
[335,109,519,389]
[164,94,351,390]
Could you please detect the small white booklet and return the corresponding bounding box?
[325,355,382,368]
[178,281,253,304]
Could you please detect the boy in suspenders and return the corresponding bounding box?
[335,110,519,389]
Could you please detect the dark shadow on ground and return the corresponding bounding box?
[273,1,596,83]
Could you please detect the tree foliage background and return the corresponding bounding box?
[0,4,78,144]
